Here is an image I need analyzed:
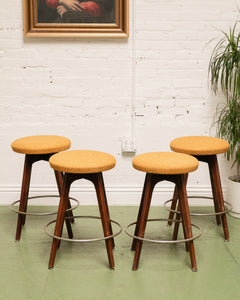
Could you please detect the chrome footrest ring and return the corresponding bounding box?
[164,196,232,216]
[9,195,79,216]
[44,215,122,243]
[125,218,202,244]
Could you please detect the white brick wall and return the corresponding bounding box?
[0,0,238,205]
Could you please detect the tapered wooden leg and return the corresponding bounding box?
[54,171,74,222]
[172,175,188,251]
[132,174,156,270]
[98,173,115,249]
[177,175,197,271]
[172,201,189,252]
[15,155,33,241]
[168,186,178,226]
[209,155,229,241]
[54,170,73,239]
[93,173,115,269]
[172,201,181,240]
[168,174,188,227]
[132,174,150,251]
[207,157,221,225]
[48,174,71,269]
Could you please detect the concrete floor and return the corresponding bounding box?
[0,205,240,300]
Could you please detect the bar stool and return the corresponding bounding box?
[11,135,78,241]
[125,152,202,271]
[167,136,231,241]
[45,150,122,269]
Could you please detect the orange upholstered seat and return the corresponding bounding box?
[132,152,198,175]
[11,135,71,155]
[49,150,116,174]
[170,136,229,156]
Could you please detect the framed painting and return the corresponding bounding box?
[23,0,129,37]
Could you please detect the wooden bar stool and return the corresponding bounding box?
[125,152,202,271]
[11,135,78,241]
[167,136,231,241]
[46,150,122,269]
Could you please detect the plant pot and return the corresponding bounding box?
[226,175,240,218]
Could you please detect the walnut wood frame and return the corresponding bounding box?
[23,0,129,37]
[48,172,115,269]
[131,173,197,272]
[15,153,74,241]
[168,154,229,241]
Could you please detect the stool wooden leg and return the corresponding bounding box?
[168,174,188,226]
[172,175,189,251]
[209,168,221,225]
[48,174,71,269]
[54,171,74,222]
[98,173,115,249]
[54,170,73,240]
[131,174,149,251]
[132,174,155,270]
[167,186,178,226]
[172,201,189,252]
[208,155,229,241]
[15,155,32,241]
[93,173,114,269]
[172,201,181,240]
[177,174,197,271]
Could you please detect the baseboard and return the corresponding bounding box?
[0,184,225,206]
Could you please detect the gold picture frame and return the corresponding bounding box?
[23,0,129,37]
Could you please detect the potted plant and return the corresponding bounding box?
[208,18,240,217]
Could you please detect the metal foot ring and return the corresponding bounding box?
[9,195,79,216]
[125,218,202,244]
[44,215,122,243]
[164,196,232,216]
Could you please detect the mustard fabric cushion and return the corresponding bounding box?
[11,135,71,155]
[49,150,116,174]
[170,136,229,155]
[132,152,198,174]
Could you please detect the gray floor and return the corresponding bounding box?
[0,205,240,300]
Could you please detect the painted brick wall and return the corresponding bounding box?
[0,0,238,205]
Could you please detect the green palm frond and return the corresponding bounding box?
[209,19,240,101]
[209,17,240,176]
[216,97,240,167]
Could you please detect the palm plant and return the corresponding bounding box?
[209,19,240,181]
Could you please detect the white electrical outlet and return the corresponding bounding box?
[122,137,137,153]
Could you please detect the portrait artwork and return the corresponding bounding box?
[23,0,129,37]
[37,0,116,24]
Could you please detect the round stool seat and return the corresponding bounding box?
[49,150,116,174]
[11,135,71,155]
[132,152,198,174]
[170,136,229,156]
